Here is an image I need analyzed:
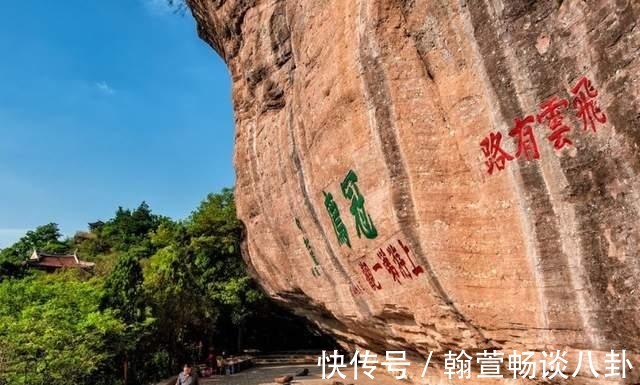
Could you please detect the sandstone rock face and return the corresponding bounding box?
[187,0,640,382]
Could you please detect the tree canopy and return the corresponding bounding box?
[0,272,124,385]
[0,188,333,385]
[0,223,69,280]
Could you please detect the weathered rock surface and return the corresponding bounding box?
[187,0,640,382]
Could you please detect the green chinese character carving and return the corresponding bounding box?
[340,169,378,239]
[323,191,351,247]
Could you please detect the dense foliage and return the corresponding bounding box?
[0,188,331,385]
[0,272,124,385]
[0,223,69,279]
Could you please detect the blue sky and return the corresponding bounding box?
[0,0,235,247]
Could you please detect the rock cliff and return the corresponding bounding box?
[186,0,640,382]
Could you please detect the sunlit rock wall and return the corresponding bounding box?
[187,0,640,382]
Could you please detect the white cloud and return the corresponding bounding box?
[96,81,115,95]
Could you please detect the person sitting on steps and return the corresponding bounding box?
[175,363,199,385]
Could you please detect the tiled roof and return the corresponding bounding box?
[27,250,95,270]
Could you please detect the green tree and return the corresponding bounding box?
[0,223,68,263]
[102,253,146,323]
[141,188,264,359]
[0,223,69,280]
[102,253,154,385]
[186,188,264,351]
[143,243,206,366]
[77,202,161,257]
[0,272,125,385]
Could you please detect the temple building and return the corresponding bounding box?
[26,249,95,273]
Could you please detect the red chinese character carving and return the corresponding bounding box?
[350,282,365,296]
[377,248,401,283]
[386,244,412,279]
[398,240,424,277]
[480,132,514,175]
[537,96,573,150]
[359,261,382,290]
[509,115,540,160]
[571,76,607,132]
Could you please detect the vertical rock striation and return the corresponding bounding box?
[187,0,640,382]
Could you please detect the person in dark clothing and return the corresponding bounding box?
[176,363,199,385]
